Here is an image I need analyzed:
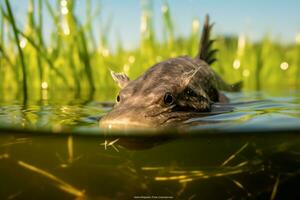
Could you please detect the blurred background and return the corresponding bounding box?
[0,0,300,102]
[1,3,300,200]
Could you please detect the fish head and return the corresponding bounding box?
[99,57,213,130]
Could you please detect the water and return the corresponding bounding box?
[0,91,300,199]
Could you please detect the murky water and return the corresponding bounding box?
[0,91,300,199]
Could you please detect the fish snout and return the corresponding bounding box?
[99,108,152,130]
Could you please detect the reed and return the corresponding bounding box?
[4,0,28,102]
[0,1,299,101]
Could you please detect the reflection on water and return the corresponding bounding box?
[0,90,300,199]
[0,91,299,133]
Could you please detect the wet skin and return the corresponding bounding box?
[100,16,241,130]
[100,56,239,129]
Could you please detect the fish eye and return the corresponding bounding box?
[164,92,174,105]
[116,95,120,103]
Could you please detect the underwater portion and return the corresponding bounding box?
[0,124,300,199]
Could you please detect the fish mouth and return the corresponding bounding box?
[99,103,232,130]
[99,111,209,130]
[99,116,153,130]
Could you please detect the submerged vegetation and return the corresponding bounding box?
[0,0,299,103]
[1,132,300,199]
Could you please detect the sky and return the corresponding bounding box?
[4,0,300,49]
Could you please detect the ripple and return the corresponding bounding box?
[0,91,300,134]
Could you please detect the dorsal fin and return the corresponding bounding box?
[196,15,217,65]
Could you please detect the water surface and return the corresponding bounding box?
[0,90,300,199]
[1,90,300,133]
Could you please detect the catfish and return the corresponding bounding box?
[100,15,242,129]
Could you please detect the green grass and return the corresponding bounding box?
[0,0,299,102]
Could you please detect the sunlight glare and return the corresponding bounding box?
[280,62,289,70]
[233,59,241,70]
[41,82,48,89]
[19,38,27,49]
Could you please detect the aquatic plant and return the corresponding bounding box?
[0,0,299,102]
